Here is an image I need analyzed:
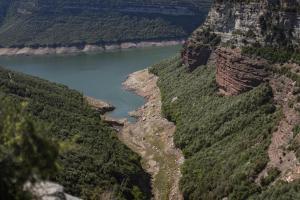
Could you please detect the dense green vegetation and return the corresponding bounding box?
[0,96,58,200]
[260,168,280,187]
[253,180,300,199]
[0,66,151,200]
[0,0,212,47]
[149,56,300,199]
[0,13,200,47]
[242,47,300,64]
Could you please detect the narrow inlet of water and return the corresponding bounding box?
[0,45,180,120]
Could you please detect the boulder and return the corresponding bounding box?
[26,182,81,200]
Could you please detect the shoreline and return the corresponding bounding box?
[119,69,184,200]
[84,96,115,114]
[85,96,127,129]
[0,40,184,56]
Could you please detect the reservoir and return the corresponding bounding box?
[0,45,180,119]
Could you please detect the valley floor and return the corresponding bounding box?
[118,69,184,200]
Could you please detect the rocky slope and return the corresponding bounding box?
[120,69,184,200]
[183,0,300,94]
[200,0,300,48]
[147,0,300,198]
[165,0,300,198]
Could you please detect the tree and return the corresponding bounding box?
[0,97,58,200]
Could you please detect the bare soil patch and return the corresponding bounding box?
[257,75,300,183]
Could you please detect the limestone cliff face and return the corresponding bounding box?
[182,0,300,94]
[185,0,300,49]
[203,0,300,47]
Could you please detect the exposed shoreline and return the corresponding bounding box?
[85,96,127,129]
[0,40,184,56]
[119,69,184,200]
[84,96,115,114]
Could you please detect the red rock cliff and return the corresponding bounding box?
[216,48,269,95]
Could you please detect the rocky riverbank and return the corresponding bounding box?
[119,69,184,200]
[85,96,126,129]
[84,70,184,199]
[85,96,115,114]
[0,40,184,56]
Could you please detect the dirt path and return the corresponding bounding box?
[257,75,300,183]
[118,69,184,200]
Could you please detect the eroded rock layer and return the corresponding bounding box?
[216,48,269,95]
[182,0,300,70]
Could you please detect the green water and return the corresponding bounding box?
[0,46,180,120]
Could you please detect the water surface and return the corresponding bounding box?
[0,46,180,120]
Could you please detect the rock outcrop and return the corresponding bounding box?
[182,0,300,94]
[26,182,81,200]
[85,96,115,114]
[182,43,212,71]
[101,115,127,127]
[216,48,269,95]
[207,0,300,47]
[181,28,220,71]
[184,0,300,52]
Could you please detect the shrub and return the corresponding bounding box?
[150,56,280,199]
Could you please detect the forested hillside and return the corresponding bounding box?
[0,66,151,200]
[0,0,212,48]
[151,0,300,198]
[150,57,300,199]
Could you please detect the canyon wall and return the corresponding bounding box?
[215,48,269,95]
[182,0,300,94]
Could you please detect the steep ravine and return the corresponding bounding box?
[118,69,184,200]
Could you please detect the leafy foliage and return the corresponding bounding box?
[252,180,300,200]
[260,168,280,187]
[242,47,300,64]
[0,96,58,200]
[0,67,151,200]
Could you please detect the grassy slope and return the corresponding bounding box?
[0,66,151,200]
[0,0,212,47]
[150,56,300,199]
